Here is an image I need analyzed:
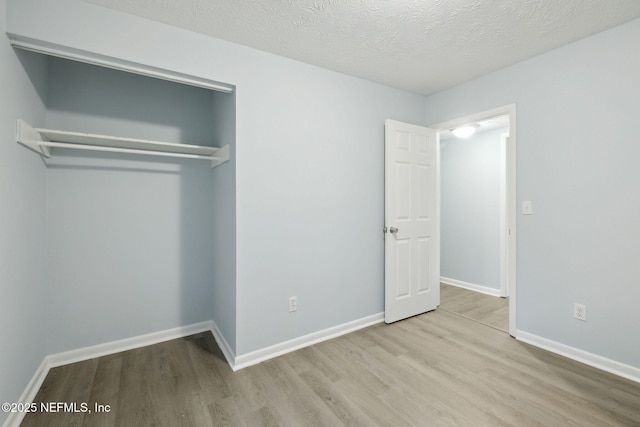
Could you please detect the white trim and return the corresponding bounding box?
[233,313,385,371]
[2,359,49,427]
[431,105,515,131]
[432,103,517,336]
[506,107,517,337]
[210,321,236,370]
[435,131,442,307]
[7,34,234,94]
[499,134,508,298]
[516,330,640,384]
[47,321,214,368]
[441,277,502,297]
[16,120,230,169]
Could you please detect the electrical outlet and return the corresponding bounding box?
[288,296,297,312]
[573,303,586,321]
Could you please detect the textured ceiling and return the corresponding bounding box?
[85,0,640,95]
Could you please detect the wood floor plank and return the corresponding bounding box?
[207,395,250,427]
[22,358,99,427]
[288,346,344,383]
[21,310,640,427]
[183,334,232,405]
[259,356,344,427]
[440,283,509,331]
[82,354,121,427]
[299,367,381,426]
[314,336,391,397]
[114,347,160,426]
[397,349,530,426]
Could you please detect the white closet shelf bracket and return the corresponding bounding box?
[16,120,230,168]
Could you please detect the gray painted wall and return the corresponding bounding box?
[44,58,219,353]
[425,19,640,368]
[441,128,505,290]
[232,57,426,355]
[7,0,427,358]
[0,1,48,423]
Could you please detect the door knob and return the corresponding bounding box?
[389,227,398,234]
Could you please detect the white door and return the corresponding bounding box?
[385,120,439,323]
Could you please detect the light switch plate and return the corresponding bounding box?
[522,201,533,215]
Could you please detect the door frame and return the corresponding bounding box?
[500,133,509,298]
[431,104,517,337]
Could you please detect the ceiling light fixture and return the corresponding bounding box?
[451,124,480,139]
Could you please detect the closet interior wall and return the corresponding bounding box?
[0,42,48,427]
[209,84,237,351]
[34,55,234,354]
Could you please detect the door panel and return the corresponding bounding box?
[385,120,439,323]
[417,237,431,293]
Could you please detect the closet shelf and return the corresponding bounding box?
[16,120,230,168]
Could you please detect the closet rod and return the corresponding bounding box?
[16,120,230,168]
[40,141,219,161]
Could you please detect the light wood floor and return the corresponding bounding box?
[23,311,640,426]
[440,283,509,332]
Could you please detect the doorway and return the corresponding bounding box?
[432,105,517,336]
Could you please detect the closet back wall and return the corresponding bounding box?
[44,57,219,353]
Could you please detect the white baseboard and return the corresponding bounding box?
[210,321,236,369]
[233,312,385,371]
[516,330,640,384]
[441,276,502,297]
[3,358,49,427]
[47,321,215,368]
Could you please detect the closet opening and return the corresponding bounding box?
[14,49,237,357]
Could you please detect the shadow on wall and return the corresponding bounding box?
[15,49,48,107]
